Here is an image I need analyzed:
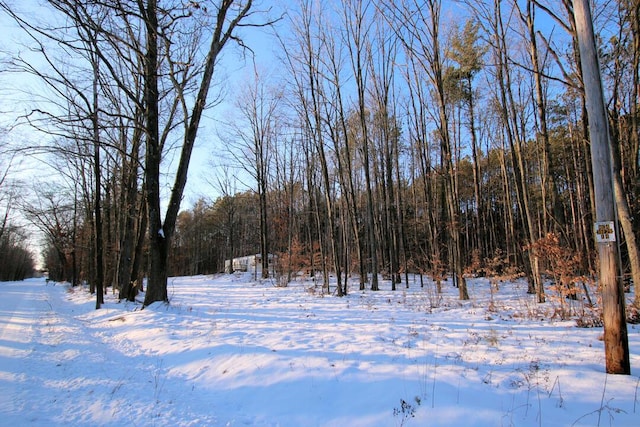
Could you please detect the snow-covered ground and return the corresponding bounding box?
[1,274,639,426]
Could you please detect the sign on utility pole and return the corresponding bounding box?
[573,0,630,374]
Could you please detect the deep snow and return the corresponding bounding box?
[1,274,639,426]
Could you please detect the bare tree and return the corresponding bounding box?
[280,0,343,293]
[366,11,403,288]
[22,184,76,282]
[385,0,469,299]
[320,23,367,291]
[343,0,380,291]
[601,0,640,309]
[0,142,16,243]
[225,70,281,279]
[0,145,35,280]
[141,0,271,305]
[0,0,114,306]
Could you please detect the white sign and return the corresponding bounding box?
[594,221,616,242]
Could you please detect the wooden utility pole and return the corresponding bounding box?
[573,0,630,374]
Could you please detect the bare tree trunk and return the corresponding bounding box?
[609,75,640,308]
[403,55,438,282]
[492,0,542,301]
[143,0,255,305]
[118,124,143,301]
[142,0,168,305]
[344,0,379,291]
[90,34,105,309]
[629,0,640,184]
[368,22,401,287]
[388,0,469,298]
[612,154,640,309]
[327,46,366,290]
[281,2,343,293]
[608,0,640,308]
[310,76,343,294]
[258,137,270,280]
[520,0,564,233]
[430,0,468,299]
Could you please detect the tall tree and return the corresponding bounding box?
[367,11,403,288]
[477,0,544,301]
[0,149,35,281]
[142,0,261,305]
[281,0,344,293]
[387,0,469,299]
[344,0,380,291]
[517,0,564,235]
[445,18,486,260]
[228,70,280,279]
[0,0,115,306]
[320,17,364,293]
[605,0,640,308]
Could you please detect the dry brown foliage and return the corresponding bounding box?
[528,233,595,320]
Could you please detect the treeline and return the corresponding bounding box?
[0,149,36,281]
[1,1,638,306]
[0,224,36,281]
[172,0,640,304]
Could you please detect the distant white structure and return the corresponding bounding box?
[225,254,277,275]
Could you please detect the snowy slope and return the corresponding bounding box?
[1,274,639,426]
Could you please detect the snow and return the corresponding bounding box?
[1,274,639,426]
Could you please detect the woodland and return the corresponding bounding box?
[0,0,638,325]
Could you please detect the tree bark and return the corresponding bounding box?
[493,0,543,301]
[90,29,105,309]
[143,0,254,306]
[344,0,379,291]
